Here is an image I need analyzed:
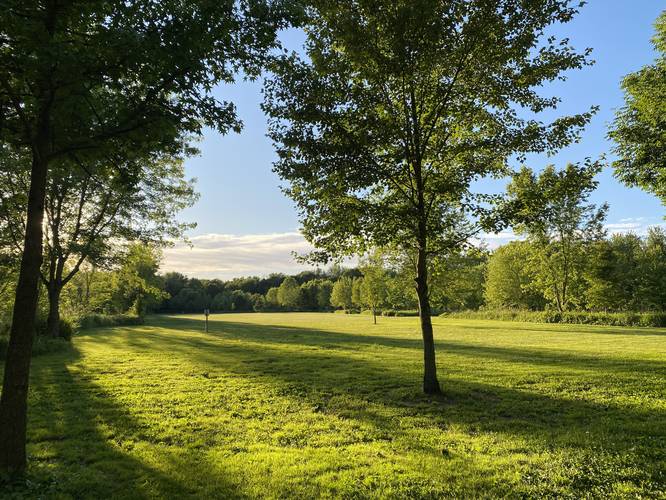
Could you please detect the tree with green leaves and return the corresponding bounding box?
[609,11,666,206]
[508,161,607,312]
[277,276,301,308]
[109,244,166,316]
[585,233,642,311]
[0,0,291,474]
[484,241,545,310]
[430,248,488,312]
[266,287,280,308]
[264,0,595,393]
[330,276,353,311]
[359,253,388,324]
[316,280,334,310]
[351,277,364,310]
[637,227,666,310]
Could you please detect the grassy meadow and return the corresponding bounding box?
[2,313,665,498]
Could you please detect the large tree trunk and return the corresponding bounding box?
[46,282,62,338]
[416,245,441,395]
[0,143,50,474]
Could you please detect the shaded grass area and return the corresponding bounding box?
[2,313,665,498]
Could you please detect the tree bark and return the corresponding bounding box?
[416,245,441,395]
[46,282,62,338]
[0,147,49,473]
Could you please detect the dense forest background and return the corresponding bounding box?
[5,225,665,336]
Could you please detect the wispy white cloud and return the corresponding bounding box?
[604,220,666,236]
[604,222,644,231]
[162,232,316,279]
[164,220,666,279]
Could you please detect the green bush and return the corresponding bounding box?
[34,317,76,340]
[442,309,666,328]
[0,334,72,360]
[382,309,420,317]
[78,313,144,330]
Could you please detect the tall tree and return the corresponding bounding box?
[0,0,290,473]
[609,11,666,205]
[637,227,666,310]
[264,0,594,393]
[508,162,607,312]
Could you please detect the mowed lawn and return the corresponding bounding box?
[3,313,666,498]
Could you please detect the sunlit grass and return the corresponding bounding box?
[4,313,665,498]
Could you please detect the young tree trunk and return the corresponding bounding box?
[0,149,49,474]
[46,282,62,338]
[416,245,441,395]
[373,307,377,325]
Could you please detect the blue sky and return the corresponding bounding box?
[163,1,666,279]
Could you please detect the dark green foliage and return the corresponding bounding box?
[382,309,420,317]
[445,309,666,327]
[0,335,71,360]
[77,314,144,330]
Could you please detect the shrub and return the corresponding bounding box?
[33,317,76,340]
[442,309,666,328]
[78,313,144,330]
[394,310,419,317]
[0,334,71,360]
[382,309,420,317]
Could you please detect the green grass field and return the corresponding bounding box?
[3,313,665,498]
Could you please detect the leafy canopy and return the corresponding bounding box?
[609,11,666,205]
[263,0,596,260]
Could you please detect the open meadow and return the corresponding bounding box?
[2,313,665,498]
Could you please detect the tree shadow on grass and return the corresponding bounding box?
[118,317,665,444]
[144,318,666,493]
[3,346,241,499]
[151,315,666,379]
[25,316,665,496]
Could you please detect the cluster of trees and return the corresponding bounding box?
[486,229,666,312]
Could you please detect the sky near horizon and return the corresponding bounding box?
[162,1,666,280]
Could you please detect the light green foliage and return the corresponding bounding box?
[508,162,607,312]
[485,241,545,310]
[277,277,301,308]
[351,277,364,309]
[4,313,665,497]
[430,249,488,312]
[359,254,389,316]
[610,11,666,205]
[266,287,280,307]
[330,276,353,311]
[110,244,166,316]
